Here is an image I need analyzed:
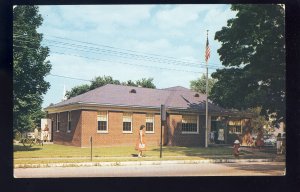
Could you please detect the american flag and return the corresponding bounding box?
[205,36,210,63]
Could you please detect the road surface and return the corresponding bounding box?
[14,162,285,178]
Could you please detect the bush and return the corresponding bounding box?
[14,131,22,141]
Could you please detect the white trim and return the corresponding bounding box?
[182,132,199,134]
[56,113,60,132]
[97,130,108,134]
[122,131,133,134]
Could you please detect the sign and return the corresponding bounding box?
[160,104,166,121]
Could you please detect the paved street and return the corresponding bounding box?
[14,162,285,177]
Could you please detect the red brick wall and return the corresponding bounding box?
[167,114,204,147]
[49,110,204,147]
[48,110,82,147]
[81,111,162,147]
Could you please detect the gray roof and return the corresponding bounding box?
[46,84,229,113]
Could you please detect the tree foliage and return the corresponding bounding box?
[136,78,156,89]
[90,76,121,90]
[13,6,51,133]
[66,76,156,99]
[65,84,90,99]
[210,4,285,123]
[248,107,270,134]
[190,74,217,94]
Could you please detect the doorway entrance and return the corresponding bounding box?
[211,116,227,144]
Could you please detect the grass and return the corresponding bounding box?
[13,144,242,165]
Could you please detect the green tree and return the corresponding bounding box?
[247,107,270,134]
[122,80,137,87]
[90,76,121,90]
[210,4,285,123]
[190,74,217,94]
[13,6,51,133]
[65,76,156,98]
[30,108,47,130]
[65,84,90,99]
[136,78,156,88]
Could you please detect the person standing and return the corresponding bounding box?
[43,124,49,142]
[34,127,39,143]
[135,125,146,158]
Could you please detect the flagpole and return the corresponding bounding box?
[205,30,209,148]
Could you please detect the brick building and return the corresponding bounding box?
[45,84,251,147]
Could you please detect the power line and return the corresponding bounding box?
[46,34,222,66]
[12,29,221,65]
[49,73,92,82]
[42,41,222,70]
[14,35,223,69]
[14,37,222,70]
[14,44,214,74]
[13,33,224,68]
[50,50,207,74]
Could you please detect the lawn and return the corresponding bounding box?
[14,144,236,165]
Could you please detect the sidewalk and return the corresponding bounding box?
[14,146,285,168]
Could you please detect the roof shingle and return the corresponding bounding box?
[46,84,225,112]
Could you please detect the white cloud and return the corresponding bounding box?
[203,6,237,31]
[54,5,154,28]
[153,4,223,29]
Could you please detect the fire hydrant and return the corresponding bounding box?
[233,140,241,158]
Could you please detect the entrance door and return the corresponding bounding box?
[211,117,226,144]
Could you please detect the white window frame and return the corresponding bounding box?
[122,112,132,133]
[67,111,71,133]
[181,115,199,134]
[56,113,60,132]
[145,113,155,133]
[97,111,109,133]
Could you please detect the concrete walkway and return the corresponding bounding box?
[15,158,283,168]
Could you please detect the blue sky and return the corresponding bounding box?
[36,4,237,108]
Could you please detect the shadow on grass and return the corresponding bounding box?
[151,146,233,157]
[13,145,42,152]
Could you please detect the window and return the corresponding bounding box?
[146,114,154,133]
[123,113,132,133]
[228,120,242,134]
[67,111,71,132]
[182,115,198,133]
[56,113,60,132]
[97,111,108,132]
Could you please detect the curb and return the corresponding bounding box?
[14,158,282,168]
